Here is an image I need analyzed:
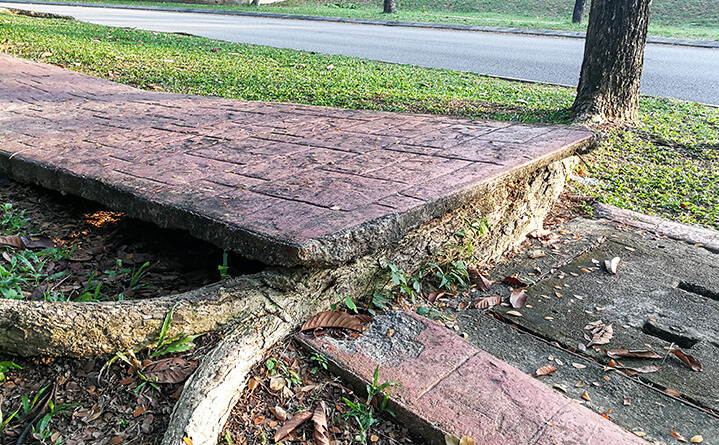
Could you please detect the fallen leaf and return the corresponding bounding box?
[0,235,26,249]
[606,347,661,359]
[109,436,125,445]
[119,377,134,386]
[142,357,197,384]
[269,406,287,421]
[527,249,546,259]
[269,377,286,391]
[247,378,260,390]
[616,365,661,374]
[604,257,620,274]
[690,435,704,443]
[671,430,688,442]
[505,310,523,317]
[427,290,446,303]
[468,267,492,291]
[503,276,527,288]
[459,436,474,445]
[670,349,702,372]
[665,388,681,397]
[510,289,528,309]
[581,391,591,401]
[21,235,56,249]
[274,411,313,442]
[253,416,265,425]
[474,294,502,309]
[133,406,146,417]
[444,434,461,445]
[572,363,587,369]
[553,384,567,393]
[301,311,363,332]
[623,398,630,406]
[370,435,379,443]
[183,438,193,445]
[533,365,557,377]
[312,401,330,445]
[586,322,613,347]
[634,431,646,437]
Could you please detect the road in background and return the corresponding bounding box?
[2,2,718,105]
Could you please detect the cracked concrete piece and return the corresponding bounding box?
[298,311,646,445]
[488,218,719,413]
[0,54,593,266]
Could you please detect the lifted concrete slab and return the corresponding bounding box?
[0,54,593,266]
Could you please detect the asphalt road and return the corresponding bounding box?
[2,2,718,105]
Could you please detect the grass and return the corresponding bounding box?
[19,0,719,41]
[0,13,718,229]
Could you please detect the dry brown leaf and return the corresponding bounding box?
[510,288,528,309]
[354,314,373,324]
[502,276,527,288]
[623,398,631,406]
[665,388,681,397]
[253,416,265,425]
[671,430,688,442]
[109,436,125,445]
[459,436,475,445]
[269,377,286,391]
[274,411,313,442]
[690,435,703,443]
[247,377,260,390]
[301,311,363,332]
[142,357,197,384]
[616,365,661,374]
[586,322,613,347]
[581,390,591,401]
[0,235,26,249]
[505,310,523,317]
[474,294,502,309]
[606,347,661,359]
[370,435,379,443]
[533,365,557,377]
[183,438,193,445]
[468,267,492,292]
[427,290,446,303]
[22,235,56,249]
[312,401,330,445]
[133,405,146,417]
[269,406,287,421]
[444,434,461,445]
[670,349,702,372]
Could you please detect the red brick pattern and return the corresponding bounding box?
[0,54,593,265]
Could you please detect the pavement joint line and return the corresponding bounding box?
[3,0,719,49]
[417,350,478,399]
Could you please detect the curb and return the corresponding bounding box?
[297,311,647,445]
[594,202,719,253]
[3,0,719,49]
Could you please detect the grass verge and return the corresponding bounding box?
[0,13,718,229]
[11,0,719,41]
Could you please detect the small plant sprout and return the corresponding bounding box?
[309,353,329,374]
[342,366,401,443]
[151,303,203,357]
[366,365,401,415]
[218,251,231,280]
[344,295,358,314]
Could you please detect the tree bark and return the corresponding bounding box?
[383,0,397,14]
[571,0,652,124]
[572,0,586,24]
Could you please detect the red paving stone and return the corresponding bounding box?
[0,54,594,266]
[299,311,647,445]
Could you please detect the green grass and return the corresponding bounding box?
[1,13,718,228]
[21,0,719,41]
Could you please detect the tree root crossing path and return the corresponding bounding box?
[0,54,593,443]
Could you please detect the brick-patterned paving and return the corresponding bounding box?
[299,311,648,445]
[0,54,593,265]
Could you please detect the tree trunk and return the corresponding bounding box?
[571,0,652,124]
[572,0,586,23]
[383,0,397,14]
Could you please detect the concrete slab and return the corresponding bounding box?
[0,54,593,266]
[299,311,647,445]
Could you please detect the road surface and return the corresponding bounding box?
[2,2,718,105]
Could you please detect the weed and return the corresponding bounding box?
[1,203,30,234]
[265,357,302,387]
[342,366,400,443]
[218,251,231,280]
[128,261,151,289]
[309,353,329,374]
[387,262,421,302]
[344,295,358,314]
[151,304,202,357]
[426,259,469,290]
[0,361,21,382]
[367,290,391,316]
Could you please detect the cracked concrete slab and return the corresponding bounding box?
[0,54,593,266]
